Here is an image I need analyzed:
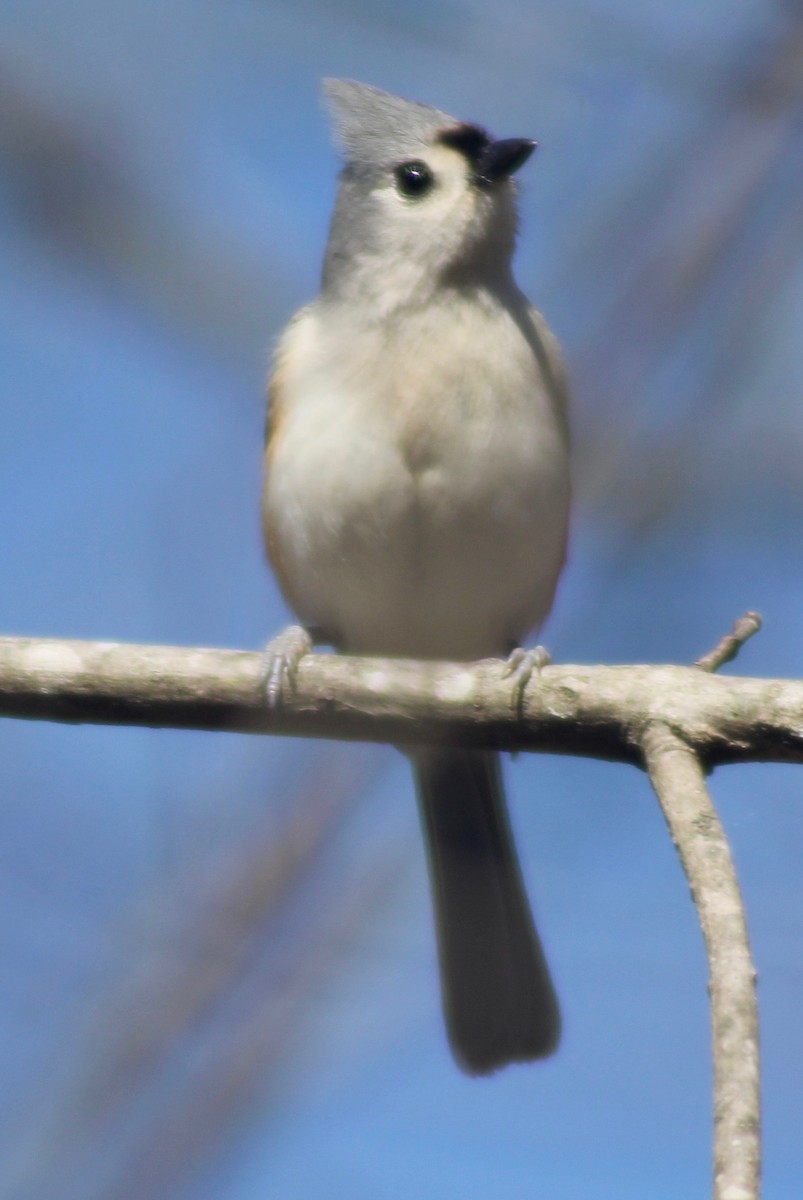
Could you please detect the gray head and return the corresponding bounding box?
[320,80,536,314]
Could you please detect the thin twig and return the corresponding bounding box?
[695,612,763,673]
[641,722,761,1200]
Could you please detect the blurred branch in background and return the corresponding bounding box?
[0,744,398,1200]
[566,9,803,529]
[0,61,292,363]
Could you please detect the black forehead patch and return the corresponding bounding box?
[437,123,491,164]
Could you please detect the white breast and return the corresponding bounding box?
[264,292,570,660]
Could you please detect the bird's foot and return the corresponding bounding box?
[260,625,313,709]
[503,644,551,717]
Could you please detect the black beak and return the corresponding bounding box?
[474,137,537,186]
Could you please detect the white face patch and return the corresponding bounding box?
[381,143,475,222]
[370,141,504,297]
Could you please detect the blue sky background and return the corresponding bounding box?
[1,1,802,1196]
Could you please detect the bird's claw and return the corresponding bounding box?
[503,644,551,716]
[260,625,313,709]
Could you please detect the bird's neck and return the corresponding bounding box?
[321,247,516,324]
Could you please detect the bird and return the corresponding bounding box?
[262,79,570,1075]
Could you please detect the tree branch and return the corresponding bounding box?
[1,627,790,1197]
[641,723,761,1200]
[0,635,802,767]
[695,611,763,673]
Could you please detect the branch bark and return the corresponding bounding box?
[0,635,802,767]
[642,723,761,1200]
[0,630,792,1196]
[695,612,763,674]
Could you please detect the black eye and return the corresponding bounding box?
[393,160,434,198]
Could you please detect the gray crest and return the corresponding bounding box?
[322,79,458,165]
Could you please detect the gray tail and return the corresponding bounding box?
[414,748,560,1074]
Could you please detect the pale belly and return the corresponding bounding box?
[264,378,569,661]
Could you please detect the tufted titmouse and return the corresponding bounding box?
[262,80,570,1074]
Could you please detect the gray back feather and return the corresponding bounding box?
[322,79,456,165]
